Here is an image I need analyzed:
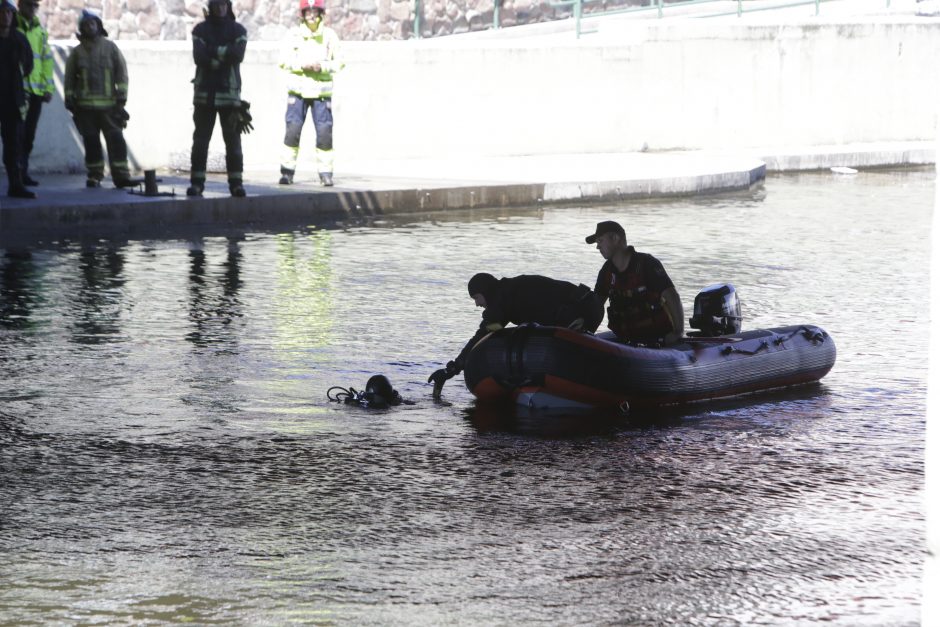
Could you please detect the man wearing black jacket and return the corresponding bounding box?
[0,0,34,198]
[187,0,247,198]
[428,273,603,396]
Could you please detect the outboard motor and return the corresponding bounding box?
[689,283,742,337]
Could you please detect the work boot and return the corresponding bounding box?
[319,172,333,187]
[186,183,203,197]
[229,183,246,197]
[8,186,36,199]
[113,177,138,189]
[23,174,39,186]
[279,173,293,185]
[86,178,101,188]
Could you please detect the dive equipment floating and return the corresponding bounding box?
[328,374,414,409]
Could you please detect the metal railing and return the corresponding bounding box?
[414,0,895,39]
[554,0,896,39]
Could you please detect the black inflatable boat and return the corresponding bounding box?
[462,284,836,411]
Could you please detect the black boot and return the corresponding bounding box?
[279,168,294,185]
[8,186,36,199]
[7,169,36,199]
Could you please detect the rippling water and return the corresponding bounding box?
[0,169,930,625]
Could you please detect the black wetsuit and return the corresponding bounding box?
[454,274,603,369]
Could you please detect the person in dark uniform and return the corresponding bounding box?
[186,0,248,198]
[0,0,34,199]
[63,9,134,189]
[586,220,684,346]
[428,272,603,395]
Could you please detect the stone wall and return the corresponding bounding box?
[38,0,654,41]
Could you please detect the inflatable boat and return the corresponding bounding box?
[462,284,836,411]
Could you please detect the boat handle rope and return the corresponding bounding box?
[721,340,769,356]
[771,326,828,346]
[724,326,827,356]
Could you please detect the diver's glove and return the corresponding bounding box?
[234,100,253,135]
[428,360,460,398]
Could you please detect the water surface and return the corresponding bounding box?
[0,169,930,625]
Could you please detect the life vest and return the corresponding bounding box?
[599,251,673,342]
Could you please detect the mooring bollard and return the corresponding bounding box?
[144,170,159,196]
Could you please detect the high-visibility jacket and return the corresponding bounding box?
[278,23,342,99]
[16,14,54,97]
[63,35,128,110]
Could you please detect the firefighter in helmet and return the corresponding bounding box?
[277,0,343,187]
[186,0,248,198]
[63,9,134,189]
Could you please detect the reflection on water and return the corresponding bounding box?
[0,169,931,625]
[71,244,127,344]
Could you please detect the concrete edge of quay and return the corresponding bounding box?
[0,144,932,242]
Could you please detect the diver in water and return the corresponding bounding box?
[428,272,604,397]
[328,374,413,409]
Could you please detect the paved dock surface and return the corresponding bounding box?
[0,142,931,240]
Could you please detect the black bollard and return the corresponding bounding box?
[144,170,159,196]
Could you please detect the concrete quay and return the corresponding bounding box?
[0,141,931,241]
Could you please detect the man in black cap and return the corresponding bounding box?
[428,272,603,396]
[586,220,684,346]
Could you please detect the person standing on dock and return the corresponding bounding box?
[586,220,684,346]
[277,0,342,187]
[63,9,134,189]
[0,0,34,199]
[15,0,53,188]
[186,0,248,198]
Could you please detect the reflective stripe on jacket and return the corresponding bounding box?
[64,37,128,109]
[16,15,54,96]
[191,17,247,108]
[278,24,342,99]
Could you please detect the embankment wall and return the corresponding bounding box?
[32,19,940,174]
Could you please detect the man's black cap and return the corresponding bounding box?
[585,220,625,244]
[468,272,498,297]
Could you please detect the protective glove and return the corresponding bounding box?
[110,105,130,129]
[234,100,253,135]
[428,361,459,398]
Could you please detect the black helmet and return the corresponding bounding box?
[364,374,403,408]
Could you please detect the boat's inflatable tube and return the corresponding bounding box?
[463,324,836,410]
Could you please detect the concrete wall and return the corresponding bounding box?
[31,18,940,175]
[36,0,648,42]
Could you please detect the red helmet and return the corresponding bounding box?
[299,0,324,12]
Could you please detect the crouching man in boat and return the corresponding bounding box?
[428,272,604,397]
[586,220,684,347]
